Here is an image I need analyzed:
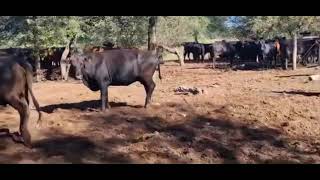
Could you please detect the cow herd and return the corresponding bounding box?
[183,37,320,69]
[0,36,320,148]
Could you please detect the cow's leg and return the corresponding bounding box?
[210,52,214,61]
[230,56,234,67]
[141,79,155,108]
[9,96,31,148]
[212,57,216,69]
[100,84,111,111]
[283,57,288,70]
[274,55,278,68]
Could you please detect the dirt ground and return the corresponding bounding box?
[0,61,320,164]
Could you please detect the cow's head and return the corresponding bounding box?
[69,53,85,80]
[70,52,96,81]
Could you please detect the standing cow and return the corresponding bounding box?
[0,55,42,148]
[183,42,205,62]
[70,49,163,111]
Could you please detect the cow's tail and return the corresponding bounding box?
[155,47,163,81]
[26,70,42,125]
[158,63,162,80]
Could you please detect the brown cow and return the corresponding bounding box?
[0,55,42,148]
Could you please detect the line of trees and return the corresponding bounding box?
[0,16,319,72]
[1,16,320,50]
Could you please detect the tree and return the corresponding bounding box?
[148,16,158,50]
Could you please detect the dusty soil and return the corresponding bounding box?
[0,62,320,164]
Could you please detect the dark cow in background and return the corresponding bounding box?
[207,40,238,67]
[257,39,278,69]
[183,42,205,62]
[289,37,319,65]
[70,48,163,111]
[40,47,65,69]
[0,54,42,147]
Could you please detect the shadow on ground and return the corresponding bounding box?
[1,102,319,163]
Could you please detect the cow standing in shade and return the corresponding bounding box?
[0,55,42,148]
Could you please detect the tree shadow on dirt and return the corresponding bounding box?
[2,102,318,163]
[32,135,131,163]
[272,90,320,97]
[40,100,142,113]
[77,102,309,163]
[33,136,96,163]
[0,132,134,163]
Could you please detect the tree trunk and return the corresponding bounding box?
[60,38,74,81]
[31,16,41,82]
[35,55,41,82]
[194,33,198,43]
[293,33,297,70]
[148,16,158,51]
[318,41,320,66]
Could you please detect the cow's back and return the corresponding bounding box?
[0,56,27,104]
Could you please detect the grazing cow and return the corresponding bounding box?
[70,49,163,111]
[0,55,42,147]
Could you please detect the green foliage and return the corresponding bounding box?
[231,16,320,39]
[0,16,232,51]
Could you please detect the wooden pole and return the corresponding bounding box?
[293,33,297,70]
[318,41,320,66]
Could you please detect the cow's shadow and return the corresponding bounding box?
[40,100,143,114]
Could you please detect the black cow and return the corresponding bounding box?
[183,42,205,62]
[257,39,278,69]
[202,43,215,60]
[70,49,163,111]
[210,40,237,67]
[0,55,42,147]
[40,47,65,69]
